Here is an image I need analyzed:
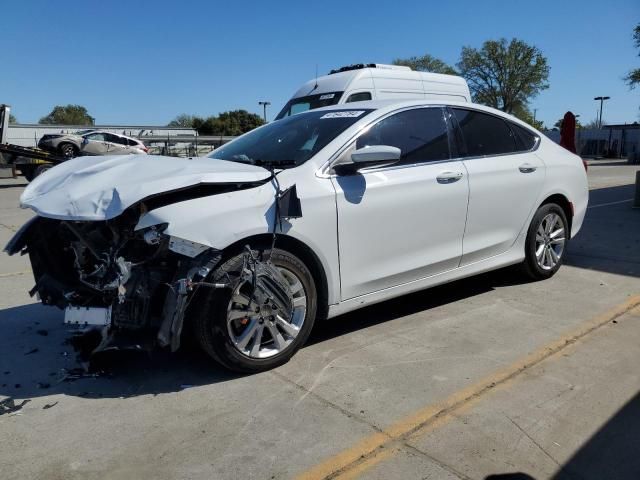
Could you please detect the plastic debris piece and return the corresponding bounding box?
[0,398,30,416]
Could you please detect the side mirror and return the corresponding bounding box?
[334,145,401,175]
[351,145,401,164]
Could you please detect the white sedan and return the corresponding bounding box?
[6,100,588,372]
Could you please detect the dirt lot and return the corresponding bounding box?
[1,160,639,480]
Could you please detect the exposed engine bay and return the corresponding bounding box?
[8,203,295,356]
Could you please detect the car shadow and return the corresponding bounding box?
[0,266,523,402]
[308,266,523,346]
[483,391,640,479]
[0,303,243,402]
[564,184,640,278]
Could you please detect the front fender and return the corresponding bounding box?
[135,181,277,249]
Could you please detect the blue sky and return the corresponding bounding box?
[3,0,638,127]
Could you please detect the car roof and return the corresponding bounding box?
[82,130,140,141]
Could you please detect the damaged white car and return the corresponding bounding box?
[5,100,588,372]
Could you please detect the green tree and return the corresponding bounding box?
[511,103,544,130]
[38,105,95,125]
[167,114,198,128]
[624,23,640,88]
[195,110,264,136]
[457,38,550,113]
[392,54,457,75]
[9,114,17,124]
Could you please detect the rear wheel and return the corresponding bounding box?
[194,248,317,373]
[521,203,568,280]
[59,143,77,159]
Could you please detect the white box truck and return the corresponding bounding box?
[275,63,471,120]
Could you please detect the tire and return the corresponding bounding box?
[58,143,77,159]
[20,166,36,182]
[33,164,52,179]
[521,203,569,280]
[194,248,317,373]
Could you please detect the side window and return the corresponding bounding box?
[510,123,538,151]
[345,92,372,103]
[84,133,106,142]
[105,133,127,145]
[356,108,449,165]
[452,109,517,157]
[126,138,140,147]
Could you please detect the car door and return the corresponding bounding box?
[331,107,469,300]
[450,108,546,265]
[81,132,109,155]
[103,133,130,154]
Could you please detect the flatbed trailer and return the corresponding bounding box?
[0,104,66,181]
[0,142,66,180]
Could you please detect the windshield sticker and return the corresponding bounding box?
[319,93,336,100]
[320,111,365,119]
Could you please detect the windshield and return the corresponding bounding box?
[275,91,343,120]
[208,109,373,168]
[75,129,96,136]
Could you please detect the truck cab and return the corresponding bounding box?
[275,63,471,120]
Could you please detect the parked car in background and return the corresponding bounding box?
[7,99,588,373]
[38,129,149,159]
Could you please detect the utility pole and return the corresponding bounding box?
[594,96,610,129]
[533,108,537,124]
[258,101,271,123]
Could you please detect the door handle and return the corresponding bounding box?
[436,171,463,184]
[518,163,537,173]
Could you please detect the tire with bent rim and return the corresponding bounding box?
[521,203,569,280]
[194,248,317,373]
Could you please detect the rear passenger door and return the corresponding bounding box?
[103,133,130,154]
[450,108,545,265]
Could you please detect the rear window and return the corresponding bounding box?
[452,108,517,157]
[275,92,343,120]
[510,123,538,151]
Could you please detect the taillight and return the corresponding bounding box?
[142,146,149,153]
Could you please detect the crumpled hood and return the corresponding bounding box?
[20,154,271,220]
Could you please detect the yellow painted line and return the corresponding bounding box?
[0,270,31,278]
[296,294,640,480]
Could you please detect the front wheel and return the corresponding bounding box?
[521,203,569,280]
[194,248,317,373]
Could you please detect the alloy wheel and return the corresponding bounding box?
[535,213,566,271]
[226,267,307,359]
[61,144,75,159]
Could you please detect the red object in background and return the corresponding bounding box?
[559,111,577,154]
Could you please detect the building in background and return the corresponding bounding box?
[544,124,640,160]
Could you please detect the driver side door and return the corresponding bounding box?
[331,107,469,300]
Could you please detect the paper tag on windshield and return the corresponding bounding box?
[320,111,365,119]
[319,94,335,100]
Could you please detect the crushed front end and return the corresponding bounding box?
[5,207,222,354]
